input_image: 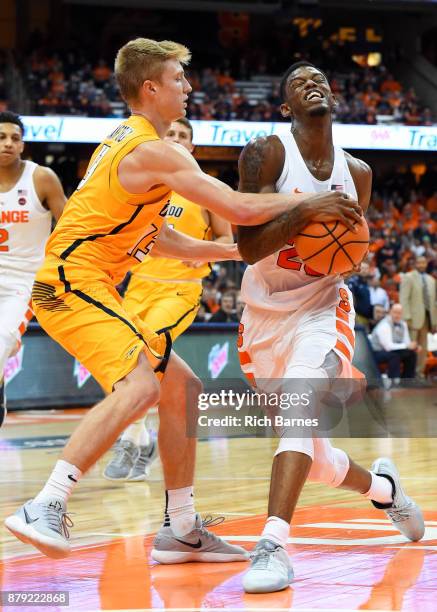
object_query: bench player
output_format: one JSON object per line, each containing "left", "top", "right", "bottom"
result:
{"left": 0, "top": 111, "right": 66, "bottom": 427}
{"left": 236, "top": 61, "right": 425, "bottom": 593}
{"left": 5, "top": 42, "right": 361, "bottom": 561}
{"left": 103, "top": 116, "right": 234, "bottom": 481}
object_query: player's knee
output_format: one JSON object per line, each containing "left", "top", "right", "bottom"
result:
{"left": 189, "top": 373, "right": 203, "bottom": 399}
{"left": 123, "top": 377, "right": 160, "bottom": 419}
{"left": 308, "top": 440, "right": 349, "bottom": 487}
{"left": 274, "top": 436, "right": 314, "bottom": 459}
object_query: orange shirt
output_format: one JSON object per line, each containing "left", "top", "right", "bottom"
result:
{"left": 380, "top": 79, "right": 402, "bottom": 93}
{"left": 46, "top": 115, "right": 170, "bottom": 284}
{"left": 402, "top": 218, "right": 419, "bottom": 233}
{"left": 426, "top": 195, "right": 437, "bottom": 214}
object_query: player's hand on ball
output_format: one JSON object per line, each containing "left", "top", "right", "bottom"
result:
{"left": 304, "top": 191, "right": 363, "bottom": 233}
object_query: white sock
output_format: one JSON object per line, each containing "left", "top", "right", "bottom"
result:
{"left": 121, "top": 419, "right": 147, "bottom": 446}
{"left": 261, "top": 516, "right": 290, "bottom": 548}
{"left": 34, "top": 460, "right": 82, "bottom": 504}
{"left": 166, "top": 486, "right": 196, "bottom": 536}
{"left": 139, "top": 427, "right": 151, "bottom": 448}
{"left": 363, "top": 471, "right": 394, "bottom": 505}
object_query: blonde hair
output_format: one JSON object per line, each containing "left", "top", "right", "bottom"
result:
{"left": 115, "top": 38, "right": 191, "bottom": 103}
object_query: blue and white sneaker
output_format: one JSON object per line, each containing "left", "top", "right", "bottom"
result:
{"left": 371, "top": 457, "right": 425, "bottom": 542}
{"left": 5, "top": 498, "right": 73, "bottom": 559}
{"left": 243, "top": 539, "right": 293, "bottom": 593}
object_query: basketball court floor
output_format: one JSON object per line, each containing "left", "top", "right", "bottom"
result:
{"left": 1, "top": 403, "right": 436, "bottom": 612}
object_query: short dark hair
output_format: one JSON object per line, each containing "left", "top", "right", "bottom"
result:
{"left": 175, "top": 116, "right": 193, "bottom": 142}
{"left": 279, "top": 61, "right": 327, "bottom": 101}
{"left": 0, "top": 111, "right": 25, "bottom": 136}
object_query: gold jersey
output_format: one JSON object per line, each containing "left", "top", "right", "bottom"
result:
{"left": 132, "top": 192, "right": 212, "bottom": 281}
{"left": 46, "top": 115, "right": 170, "bottom": 284}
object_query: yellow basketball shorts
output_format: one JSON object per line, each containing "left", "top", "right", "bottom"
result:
{"left": 32, "top": 256, "right": 171, "bottom": 393}
{"left": 123, "top": 274, "right": 202, "bottom": 342}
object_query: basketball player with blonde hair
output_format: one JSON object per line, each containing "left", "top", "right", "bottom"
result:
{"left": 5, "top": 40, "right": 361, "bottom": 562}
{"left": 236, "top": 61, "right": 424, "bottom": 593}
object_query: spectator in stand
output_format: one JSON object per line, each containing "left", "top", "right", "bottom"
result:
{"left": 415, "top": 210, "right": 437, "bottom": 240}
{"left": 201, "top": 282, "right": 220, "bottom": 315}
{"left": 421, "top": 107, "right": 434, "bottom": 126}
{"left": 370, "top": 303, "right": 419, "bottom": 386}
{"left": 368, "top": 273, "right": 390, "bottom": 312}
{"left": 400, "top": 255, "right": 437, "bottom": 377}
{"left": 410, "top": 238, "right": 426, "bottom": 258}
{"left": 426, "top": 191, "right": 437, "bottom": 216}
{"left": 376, "top": 235, "right": 400, "bottom": 269}
{"left": 380, "top": 72, "right": 402, "bottom": 94}
{"left": 347, "top": 261, "right": 373, "bottom": 329}
{"left": 209, "top": 293, "right": 239, "bottom": 323}
{"left": 369, "top": 304, "right": 387, "bottom": 332}
{"left": 93, "top": 59, "right": 111, "bottom": 84}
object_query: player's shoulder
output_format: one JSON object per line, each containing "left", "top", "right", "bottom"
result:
{"left": 239, "top": 134, "right": 285, "bottom": 183}
{"left": 344, "top": 151, "right": 372, "bottom": 179}
{"left": 32, "top": 165, "right": 64, "bottom": 203}
{"left": 135, "top": 138, "right": 193, "bottom": 166}
{"left": 33, "top": 164, "right": 58, "bottom": 181}
{"left": 240, "top": 134, "right": 284, "bottom": 164}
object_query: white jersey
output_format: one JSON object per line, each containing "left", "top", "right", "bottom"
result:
{"left": 0, "top": 161, "right": 52, "bottom": 276}
{"left": 241, "top": 132, "right": 358, "bottom": 313}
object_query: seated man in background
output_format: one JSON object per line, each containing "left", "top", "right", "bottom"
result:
{"left": 370, "top": 303, "right": 419, "bottom": 386}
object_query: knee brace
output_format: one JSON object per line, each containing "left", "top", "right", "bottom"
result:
{"left": 274, "top": 436, "right": 314, "bottom": 459}
{"left": 307, "top": 437, "right": 349, "bottom": 487}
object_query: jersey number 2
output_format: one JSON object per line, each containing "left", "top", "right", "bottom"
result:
{"left": 0, "top": 229, "right": 9, "bottom": 252}
{"left": 277, "top": 242, "right": 322, "bottom": 277}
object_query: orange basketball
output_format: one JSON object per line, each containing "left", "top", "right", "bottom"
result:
{"left": 294, "top": 218, "right": 370, "bottom": 275}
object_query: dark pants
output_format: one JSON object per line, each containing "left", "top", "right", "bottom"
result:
{"left": 374, "top": 349, "right": 417, "bottom": 379}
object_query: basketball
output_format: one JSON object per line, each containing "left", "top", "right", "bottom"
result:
{"left": 294, "top": 218, "right": 370, "bottom": 275}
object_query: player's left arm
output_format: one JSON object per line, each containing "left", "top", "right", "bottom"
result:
{"left": 152, "top": 222, "right": 241, "bottom": 262}
{"left": 34, "top": 166, "right": 67, "bottom": 222}
{"left": 345, "top": 152, "right": 372, "bottom": 213}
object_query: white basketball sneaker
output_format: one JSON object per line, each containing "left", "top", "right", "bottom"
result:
{"left": 242, "top": 539, "right": 293, "bottom": 594}
{"left": 152, "top": 514, "right": 248, "bottom": 563}
{"left": 371, "top": 457, "right": 425, "bottom": 542}
{"left": 5, "top": 498, "right": 73, "bottom": 558}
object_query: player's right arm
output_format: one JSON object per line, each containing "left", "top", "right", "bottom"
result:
{"left": 236, "top": 137, "right": 363, "bottom": 264}
{"left": 118, "top": 138, "right": 310, "bottom": 227}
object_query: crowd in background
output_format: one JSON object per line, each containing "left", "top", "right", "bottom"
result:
{"left": 186, "top": 64, "right": 434, "bottom": 126}
{"left": 1, "top": 43, "right": 434, "bottom": 126}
